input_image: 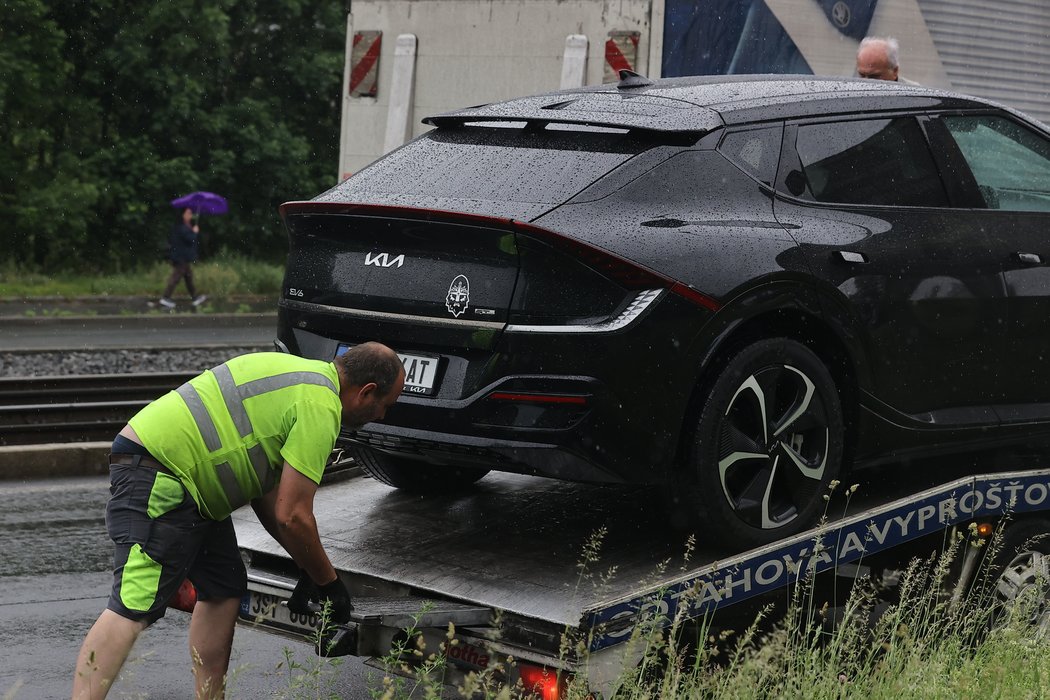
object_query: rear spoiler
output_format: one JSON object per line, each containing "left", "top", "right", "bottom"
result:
{"left": 421, "top": 89, "right": 724, "bottom": 144}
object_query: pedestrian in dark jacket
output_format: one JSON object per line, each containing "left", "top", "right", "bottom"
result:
{"left": 159, "top": 207, "right": 207, "bottom": 309}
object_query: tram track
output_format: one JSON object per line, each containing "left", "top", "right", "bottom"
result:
{"left": 0, "top": 372, "right": 195, "bottom": 445}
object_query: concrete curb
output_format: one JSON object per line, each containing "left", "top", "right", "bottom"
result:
{"left": 0, "top": 312, "right": 277, "bottom": 325}
{"left": 0, "top": 442, "right": 111, "bottom": 480}
{"left": 0, "top": 443, "right": 363, "bottom": 483}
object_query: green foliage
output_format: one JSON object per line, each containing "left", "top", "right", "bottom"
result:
{"left": 0, "top": 0, "right": 344, "bottom": 272}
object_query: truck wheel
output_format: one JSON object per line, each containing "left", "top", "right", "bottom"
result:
{"left": 349, "top": 445, "right": 490, "bottom": 492}
{"left": 682, "top": 338, "right": 844, "bottom": 549}
{"left": 989, "top": 519, "right": 1050, "bottom": 633}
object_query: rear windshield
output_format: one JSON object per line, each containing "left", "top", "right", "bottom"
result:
{"left": 324, "top": 126, "right": 652, "bottom": 205}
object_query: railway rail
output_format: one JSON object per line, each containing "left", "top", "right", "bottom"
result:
{"left": 0, "top": 372, "right": 195, "bottom": 445}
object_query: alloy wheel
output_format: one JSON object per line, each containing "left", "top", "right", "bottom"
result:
{"left": 716, "top": 363, "right": 830, "bottom": 529}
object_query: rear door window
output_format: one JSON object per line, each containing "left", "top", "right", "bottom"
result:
{"left": 942, "top": 114, "right": 1050, "bottom": 212}
{"left": 719, "top": 126, "right": 782, "bottom": 186}
{"left": 793, "top": 117, "right": 949, "bottom": 207}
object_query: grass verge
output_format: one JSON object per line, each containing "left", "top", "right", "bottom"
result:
{"left": 0, "top": 254, "right": 284, "bottom": 298}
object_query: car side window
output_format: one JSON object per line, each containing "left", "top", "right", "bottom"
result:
{"left": 719, "top": 126, "right": 782, "bottom": 186}
{"left": 942, "top": 115, "right": 1050, "bottom": 212}
{"left": 794, "top": 117, "right": 949, "bottom": 207}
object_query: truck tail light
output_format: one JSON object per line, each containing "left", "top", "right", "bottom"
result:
{"left": 518, "top": 664, "right": 570, "bottom": 700}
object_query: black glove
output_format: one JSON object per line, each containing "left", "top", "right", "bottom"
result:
{"left": 317, "top": 577, "right": 354, "bottom": 624}
{"left": 286, "top": 569, "right": 318, "bottom": 615}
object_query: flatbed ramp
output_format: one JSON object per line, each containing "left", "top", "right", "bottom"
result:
{"left": 234, "top": 459, "right": 1048, "bottom": 639}
{"left": 234, "top": 471, "right": 694, "bottom": 629}
{"left": 233, "top": 462, "right": 1050, "bottom": 692}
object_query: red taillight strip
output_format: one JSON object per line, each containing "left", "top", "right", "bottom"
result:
{"left": 670, "top": 281, "right": 720, "bottom": 310}
{"left": 279, "top": 201, "right": 721, "bottom": 312}
{"left": 487, "top": 392, "right": 588, "bottom": 405}
{"left": 279, "top": 200, "right": 515, "bottom": 228}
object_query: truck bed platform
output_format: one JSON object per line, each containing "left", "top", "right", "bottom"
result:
{"left": 234, "top": 458, "right": 1050, "bottom": 654}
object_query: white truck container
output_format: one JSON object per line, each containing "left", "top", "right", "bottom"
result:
{"left": 337, "top": 0, "right": 1050, "bottom": 180}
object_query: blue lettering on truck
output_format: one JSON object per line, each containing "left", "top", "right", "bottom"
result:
{"left": 587, "top": 471, "right": 1050, "bottom": 651}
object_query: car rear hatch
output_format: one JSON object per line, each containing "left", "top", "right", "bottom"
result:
{"left": 278, "top": 119, "right": 718, "bottom": 400}
{"left": 280, "top": 204, "right": 519, "bottom": 350}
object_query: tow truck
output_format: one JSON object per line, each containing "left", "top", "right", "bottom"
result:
{"left": 227, "top": 456, "right": 1050, "bottom": 697}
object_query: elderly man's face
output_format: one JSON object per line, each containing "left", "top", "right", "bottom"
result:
{"left": 856, "top": 45, "right": 899, "bottom": 81}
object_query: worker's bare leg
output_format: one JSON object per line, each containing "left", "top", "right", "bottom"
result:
{"left": 189, "top": 597, "right": 240, "bottom": 699}
{"left": 72, "top": 609, "right": 147, "bottom": 699}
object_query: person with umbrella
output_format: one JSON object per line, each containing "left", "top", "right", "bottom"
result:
{"left": 159, "top": 192, "right": 226, "bottom": 309}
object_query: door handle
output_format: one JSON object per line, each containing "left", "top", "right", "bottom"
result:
{"left": 1015, "top": 252, "right": 1043, "bottom": 264}
{"left": 834, "top": 250, "right": 868, "bottom": 264}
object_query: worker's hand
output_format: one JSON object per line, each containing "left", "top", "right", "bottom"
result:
{"left": 286, "top": 570, "right": 318, "bottom": 615}
{"left": 317, "top": 577, "right": 354, "bottom": 624}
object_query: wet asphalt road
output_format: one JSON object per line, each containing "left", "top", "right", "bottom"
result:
{"left": 0, "top": 477, "right": 375, "bottom": 699}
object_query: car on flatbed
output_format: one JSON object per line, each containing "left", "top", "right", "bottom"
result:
{"left": 275, "top": 73, "right": 1050, "bottom": 548}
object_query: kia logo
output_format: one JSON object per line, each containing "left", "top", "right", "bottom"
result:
{"left": 364, "top": 252, "right": 405, "bottom": 268}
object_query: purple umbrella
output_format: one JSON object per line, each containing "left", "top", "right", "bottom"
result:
{"left": 170, "top": 191, "right": 228, "bottom": 216}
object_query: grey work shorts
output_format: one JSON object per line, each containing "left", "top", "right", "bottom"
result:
{"left": 105, "top": 460, "right": 246, "bottom": 625}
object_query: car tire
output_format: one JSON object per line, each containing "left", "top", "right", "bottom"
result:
{"left": 682, "top": 338, "right": 844, "bottom": 549}
{"left": 349, "top": 445, "right": 490, "bottom": 492}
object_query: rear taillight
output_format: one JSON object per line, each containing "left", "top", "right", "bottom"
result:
{"left": 518, "top": 664, "right": 569, "bottom": 700}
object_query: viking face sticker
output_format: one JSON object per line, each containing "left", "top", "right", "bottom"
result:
{"left": 445, "top": 275, "right": 470, "bottom": 317}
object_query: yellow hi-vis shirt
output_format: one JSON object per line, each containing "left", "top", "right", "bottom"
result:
{"left": 129, "top": 352, "right": 342, "bottom": 520}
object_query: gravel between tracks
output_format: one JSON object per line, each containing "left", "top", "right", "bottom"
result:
{"left": 0, "top": 347, "right": 267, "bottom": 377}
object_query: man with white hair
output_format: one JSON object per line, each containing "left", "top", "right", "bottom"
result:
{"left": 856, "top": 36, "right": 901, "bottom": 81}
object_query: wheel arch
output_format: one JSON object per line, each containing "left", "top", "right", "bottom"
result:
{"left": 673, "top": 299, "right": 862, "bottom": 479}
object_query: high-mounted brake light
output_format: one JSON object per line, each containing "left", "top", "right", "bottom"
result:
{"left": 487, "top": 392, "right": 588, "bottom": 405}
{"left": 518, "top": 664, "right": 569, "bottom": 700}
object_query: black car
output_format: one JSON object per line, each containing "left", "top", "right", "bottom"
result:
{"left": 276, "top": 74, "right": 1050, "bottom": 548}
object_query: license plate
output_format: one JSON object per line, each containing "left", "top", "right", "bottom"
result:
{"left": 239, "top": 591, "right": 320, "bottom": 636}
{"left": 336, "top": 344, "right": 439, "bottom": 396}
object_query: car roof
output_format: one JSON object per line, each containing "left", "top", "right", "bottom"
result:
{"left": 423, "top": 74, "right": 1004, "bottom": 136}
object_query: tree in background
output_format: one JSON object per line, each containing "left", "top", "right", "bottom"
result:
{"left": 0, "top": 0, "right": 345, "bottom": 272}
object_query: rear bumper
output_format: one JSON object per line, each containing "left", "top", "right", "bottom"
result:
{"left": 344, "top": 423, "right": 626, "bottom": 483}
{"left": 278, "top": 291, "right": 714, "bottom": 484}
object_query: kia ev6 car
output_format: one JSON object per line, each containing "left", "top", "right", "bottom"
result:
{"left": 276, "top": 74, "right": 1050, "bottom": 548}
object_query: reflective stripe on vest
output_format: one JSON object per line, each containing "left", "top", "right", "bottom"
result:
{"left": 176, "top": 365, "right": 339, "bottom": 509}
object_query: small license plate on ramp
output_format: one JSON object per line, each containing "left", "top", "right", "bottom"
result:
{"left": 239, "top": 591, "right": 319, "bottom": 637}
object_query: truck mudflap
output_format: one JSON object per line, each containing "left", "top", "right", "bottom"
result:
{"left": 239, "top": 576, "right": 493, "bottom": 658}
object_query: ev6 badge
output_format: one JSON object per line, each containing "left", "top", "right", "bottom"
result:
{"left": 445, "top": 275, "right": 470, "bottom": 317}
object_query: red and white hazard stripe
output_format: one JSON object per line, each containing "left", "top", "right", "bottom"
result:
{"left": 604, "top": 30, "right": 640, "bottom": 83}
{"left": 349, "top": 30, "right": 382, "bottom": 98}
